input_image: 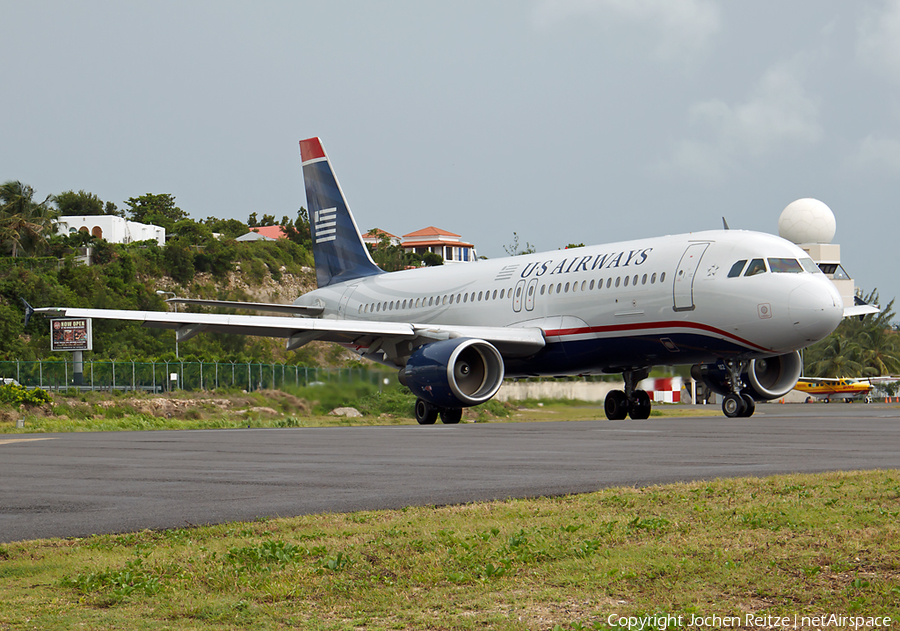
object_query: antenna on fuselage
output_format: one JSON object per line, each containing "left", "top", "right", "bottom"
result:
{"left": 722, "top": 217, "right": 730, "bottom": 230}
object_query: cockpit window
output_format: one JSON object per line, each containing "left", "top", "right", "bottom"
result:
{"left": 768, "top": 258, "right": 804, "bottom": 273}
{"left": 799, "top": 257, "right": 819, "bottom": 274}
{"left": 744, "top": 258, "right": 767, "bottom": 277}
{"left": 727, "top": 260, "right": 747, "bottom": 278}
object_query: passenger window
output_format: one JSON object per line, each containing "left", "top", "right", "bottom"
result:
{"left": 615, "top": 277, "right": 621, "bottom": 288}
{"left": 744, "top": 259, "right": 767, "bottom": 277}
{"left": 728, "top": 260, "right": 747, "bottom": 278}
{"left": 768, "top": 258, "right": 803, "bottom": 273}
{"left": 624, "top": 276, "right": 630, "bottom": 287}
{"left": 660, "top": 272, "right": 666, "bottom": 283}
{"left": 651, "top": 273, "right": 657, "bottom": 284}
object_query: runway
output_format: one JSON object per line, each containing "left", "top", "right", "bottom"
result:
{"left": 1, "top": 404, "right": 898, "bottom": 543}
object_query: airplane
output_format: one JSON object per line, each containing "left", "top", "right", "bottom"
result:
{"left": 34, "top": 137, "right": 871, "bottom": 422}
{"left": 793, "top": 377, "right": 873, "bottom": 403}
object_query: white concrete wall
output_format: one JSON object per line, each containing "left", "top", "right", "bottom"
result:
{"left": 57, "top": 216, "right": 165, "bottom": 246}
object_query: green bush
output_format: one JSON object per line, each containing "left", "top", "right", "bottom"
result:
{"left": 0, "top": 383, "right": 51, "bottom": 407}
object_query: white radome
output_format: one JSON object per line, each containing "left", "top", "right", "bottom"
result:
{"left": 778, "top": 198, "right": 836, "bottom": 245}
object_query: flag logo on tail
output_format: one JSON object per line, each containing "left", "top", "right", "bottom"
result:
{"left": 314, "top": 207, "right": 337, "bottom": 243}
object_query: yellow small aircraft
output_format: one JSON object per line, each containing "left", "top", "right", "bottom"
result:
{"left": 794, "top": 378, "right": 873, "bottom": 403}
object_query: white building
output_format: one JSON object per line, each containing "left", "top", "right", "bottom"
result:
{"left": 56, "top": 216, "right": 166, "bottom": 246}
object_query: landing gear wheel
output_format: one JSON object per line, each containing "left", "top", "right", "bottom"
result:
{"left": 415, "top": 399, "right": 438, "bottom": 425}
{"left": 440, "top": 408, "right": 463, "bottom": 424}
{"left": 722, "top": 393, "right": 746, "bottom": 418}
{"left": 629, "top": 390, "right": 652, "bottom": 420}
{"left": 605, "top": 390, "right": 630, "bottom": 421}
{"left": 824, "top": 398, "right": 830, "bottom": 404}
{"left": 739, "top": 393, "right": 756, "bottom": 417}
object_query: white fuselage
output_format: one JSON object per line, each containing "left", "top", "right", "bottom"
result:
{"left": 295, "top": 229, "right": 843, "bottom": 375}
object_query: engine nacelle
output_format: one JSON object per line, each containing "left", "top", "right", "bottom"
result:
{"left": 402, "top": 338, "right": 505, "bottom": 408}
{"left": 690, "top": 351, "right": 802, "bottom": 401}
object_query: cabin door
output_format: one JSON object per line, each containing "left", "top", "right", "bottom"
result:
{"left": 673, "top": 243, "right": 709, "bottom": 311}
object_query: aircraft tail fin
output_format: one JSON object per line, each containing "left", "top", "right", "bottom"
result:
{"left": 300, "top": 137, "right": 384, "bottom": 288}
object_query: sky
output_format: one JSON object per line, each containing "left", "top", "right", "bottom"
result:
{"left": 2, "top": 0, "right": 898, "bottom": 318}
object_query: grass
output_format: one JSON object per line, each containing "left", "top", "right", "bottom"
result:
{"left": 1, "top": 470, "right": 898, "bottom": 630}
{"left": 0, "top": 386, "right": 723, "bottom": 434}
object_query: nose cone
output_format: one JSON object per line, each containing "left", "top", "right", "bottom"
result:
{"left": 789, "top": 278, "right": 843, "bottom": 343}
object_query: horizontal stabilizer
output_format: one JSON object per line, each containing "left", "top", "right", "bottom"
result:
{"left": 843, "top": 304, "right": 879, "bottom": 318}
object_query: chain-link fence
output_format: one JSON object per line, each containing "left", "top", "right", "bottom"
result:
{"left": 0, "top": 360, "right": 391, "bottom": 393}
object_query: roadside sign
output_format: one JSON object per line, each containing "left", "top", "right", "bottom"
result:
{"left": 50, "top": 318, "right": 93, "bottom": 352}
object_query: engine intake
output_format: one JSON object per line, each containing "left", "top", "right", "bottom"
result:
{"left": 403, "top": 338, "right": 505, "bottom": 408}
{"left": 691, "top": 351, "right": 802, "bottom": 401}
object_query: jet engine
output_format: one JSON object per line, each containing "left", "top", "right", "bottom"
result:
{"left": 691, "top": 351, "right": 802, "bottom": 401}
{"left": 402, "top": 338, "right": 505, "bottom": 409}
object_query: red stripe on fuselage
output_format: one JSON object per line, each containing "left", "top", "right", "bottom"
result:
{"left": 300, "top": 137, "right": 326, "bottom": 163}
{"left": 544, "top": 320, "right": 772, "bottom": 353}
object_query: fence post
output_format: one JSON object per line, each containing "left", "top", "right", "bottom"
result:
{"left": 91, "top": 360, "right": 94, "bottom": 391}
{"left": 247, "top": 362, "right": 251, "bottom": 391}
{"left": 112, "top": 362, "right": 115, "bottom": 392}
{"left": 153, "top": 362, "right": 156, "bottom": 393}
{"left": 132, "top": 360, "right": 135, "bottom": 392}
{"left": 39, "top": 359, "right": 43, "bottom": 389}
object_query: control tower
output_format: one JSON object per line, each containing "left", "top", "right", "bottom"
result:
{"left": 778, "top": 198, "right": 859, "bottom": 308}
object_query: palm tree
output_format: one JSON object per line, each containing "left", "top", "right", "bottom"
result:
{"left": 807, "top": 335, "right": 864, "bottom": 377}
{"left": 0, "top": 180, "right": 58, "bottom": 257}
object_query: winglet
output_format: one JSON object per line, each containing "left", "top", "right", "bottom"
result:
{"left": 299, "top": 137, "right": 383, "bottom": 288}
{"left": 20, "top": 298, "right": 34, "bottom": 328}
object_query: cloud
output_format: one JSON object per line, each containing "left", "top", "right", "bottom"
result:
{"left": 846, "top": 135, "right": 900, "bottom": 175}
{"left": 660, "top": 60, "right": 823, "bottom": 182}
{"left": 857, "top": 0, "right": 900, "bottom": 79}
{"left": 532, "top": 0, "right": 721, "bottom": 60}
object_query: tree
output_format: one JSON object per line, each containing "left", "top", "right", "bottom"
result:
{"left": 54, "top": 190, "right": 104, "bottom": 216}
{"left": 201, "top": 217, "right": 248, "bottom": 240}
{"left": 0, "top": 180, "right": 59, "bottom": 257}
{"left": 503, "top": 232, "right": 536, "bottom": 256}
{"left": 125, "top": 193, "right": 187, "bottom": 232}
{"left": 804, "top": 289, "right": 900, "bottom": 377}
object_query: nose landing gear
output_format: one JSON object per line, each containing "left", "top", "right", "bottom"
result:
{"left": 721, "top": 359, "right": 756, "bottom": 418}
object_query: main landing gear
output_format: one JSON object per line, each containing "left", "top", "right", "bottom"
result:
{"left": 604, "top": 368, "right": 652, "bottom": 420}
{"left": 720, "top": 359, "right": 756, "bottom": 418}
{"left": 415, "top": 399, "right": 462, "bottom": 425}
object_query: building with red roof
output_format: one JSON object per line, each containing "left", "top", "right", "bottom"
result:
{"left": 401, "top": 226, "right": 477, "bottom": 263}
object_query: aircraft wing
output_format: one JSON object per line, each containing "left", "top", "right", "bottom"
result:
{"left": 33, "top": 307, "right": 546, "bottom": 358}
{"left": 166, "top": 298, "right": 325, "bottom": 316}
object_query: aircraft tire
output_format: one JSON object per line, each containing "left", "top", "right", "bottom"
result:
{"left": 629, "top": 390, "right": 652, "bottom": 420}
{"left": 440, "top": 408, "right": 463, "bottom": 424}
{"left": 415, "top": 399, "right": 438, "bottom": 425}
{"left": 824, "top": 398, "right": 830, "bottom": 404}
{"left": 605, "top": 390, "right": 629, "bottom": 421}
{"left": 739, "top": 393, "right": 756, "bottom": 417}
{"left": 722, "top": 393, "right": 746, "bottom": 418}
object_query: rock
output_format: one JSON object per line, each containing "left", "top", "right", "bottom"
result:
{"left": 329, "top": 407, "right": 362, "bottom": 418}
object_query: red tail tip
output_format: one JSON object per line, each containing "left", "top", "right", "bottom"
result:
{"left": 300, "top": 137, "right": 325, "bottom": 162}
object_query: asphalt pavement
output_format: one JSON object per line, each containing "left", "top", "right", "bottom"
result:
{"left": 1, "top": 403, "right": 898, "bottom": 543}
